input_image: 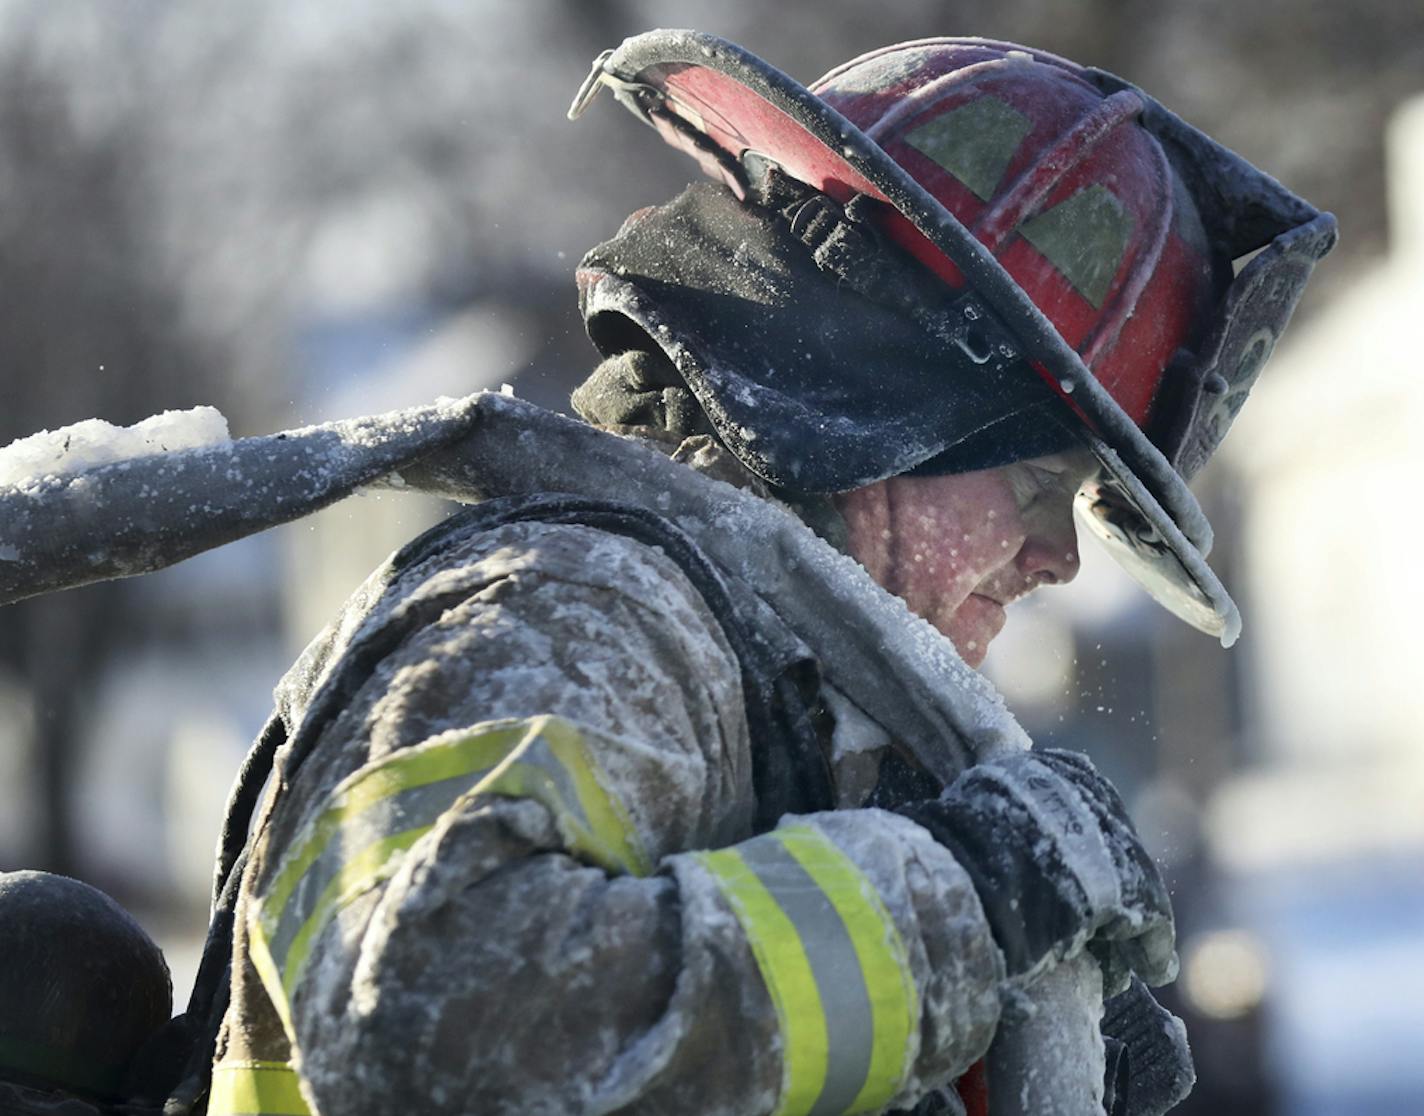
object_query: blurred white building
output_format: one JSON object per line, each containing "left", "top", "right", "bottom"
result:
{"left": 1215, "top": 94, "right": 1424, "bottom": 865}
{"left": 1207, "top": 95, "right": 1424, "bottom": 1115}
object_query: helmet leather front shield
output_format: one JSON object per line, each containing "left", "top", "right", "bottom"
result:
{"left": 572, "top": 30, "right": 1336, "bottom": 644}
{"left": 1075, "top": 441, "right": 1238, "bottom": 640}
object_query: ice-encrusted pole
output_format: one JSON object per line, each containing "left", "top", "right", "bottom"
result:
{"left": 986, "top": 958, "right": 1105, "bottom": 1114}
{"left": 0, "top": 398, "right": 487, "bottom": 607}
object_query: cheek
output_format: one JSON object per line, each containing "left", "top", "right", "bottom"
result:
{"left": 835, "top": 486, "right": 893, "bottom": 583}
{"left": 917, "top": 496, "right": 1024, "bottom": 583}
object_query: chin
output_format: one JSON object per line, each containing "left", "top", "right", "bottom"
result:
{"left": 932, "top": 614, "right": 989, "bottom": 668}
{"left": 956, "top": 638, "right": 990, "bottom": 669}
{"left": 941, "top": 598, "right": 1005, "bottom": 668}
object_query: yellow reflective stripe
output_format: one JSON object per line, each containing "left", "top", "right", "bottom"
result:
{"left": 252, "top": 725, "right": 519, "bottom": 1035}
{"left": 277, "top": 827, "right": 427, "bottom": 1003}
{"left": 262, "top": 724, "right": 526, "bottom": 922}
{"left": 696, "top": 847, "right": 829, "bottom": 1116}
{"left": 247, "top": 920, "right": 294, "bottom": 1040}
{"left": 698, "top": 827, "right": 919, "bottom": 1116}
{"left": 209, "top": 1060, "right": 311, "bottom": 1115}
{"left": 546, "top": 715, "right": 649, "bottom": 875}
{"left": 248, "top": 716, "right": 649, "bottom": 1037}
{"left": 776, "top": 826, "right": 918, "bottom": 1114}
{"left": 479, "top": 716, "right": 651, "bottom": 876}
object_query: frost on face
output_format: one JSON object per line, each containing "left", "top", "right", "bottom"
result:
{"left": 0, "top": 406, "right": 231, "bottom": 488}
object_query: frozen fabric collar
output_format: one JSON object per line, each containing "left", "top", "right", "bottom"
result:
{"left": 577, "top": 181, "right": 1075, "bottom": 496}
{"left": 571, "top": 347, "right": 719, "bottom": 445}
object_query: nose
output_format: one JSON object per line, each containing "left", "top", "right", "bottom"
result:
{"left": 1015, "top": 509, "right": 1081, "bottom": 587}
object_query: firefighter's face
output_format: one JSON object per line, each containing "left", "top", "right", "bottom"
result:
{"left": 835, "top": 451, "right": 1095, "bottom": 668}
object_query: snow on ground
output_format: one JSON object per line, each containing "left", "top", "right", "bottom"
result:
{"left": 0, "top": 407, "right": 231, "bottom": 487}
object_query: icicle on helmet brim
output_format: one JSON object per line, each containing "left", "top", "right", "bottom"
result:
{"left": 570, "top": 30, "right": 1337, "bottom": 645}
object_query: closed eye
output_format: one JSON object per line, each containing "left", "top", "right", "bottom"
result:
{"left": 1009, "top": 450, "right": 1099, "bottom": 512}
{"left": 1025, "top": 463, "right": 1065, "bottom": 487}
{"left": 1008, "top": 463, "right": 1056, "bottom": 509}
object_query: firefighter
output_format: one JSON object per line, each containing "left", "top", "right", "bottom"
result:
{"left": 200, "top": 33, "right": 1331, "bottom": 1116}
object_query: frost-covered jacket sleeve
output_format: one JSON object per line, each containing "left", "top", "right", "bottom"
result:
{"left": 242, "top": 522, "right": 1005, "bottom": 1116}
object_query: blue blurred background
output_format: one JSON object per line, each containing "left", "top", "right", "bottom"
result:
{"left": 1, "top": 2, "right": 1420, "bottom": 1112}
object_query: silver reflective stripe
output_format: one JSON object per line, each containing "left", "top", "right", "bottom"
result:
{"left": 249, "top": 715, "right": 651, "bottom": 1039}
{"left": 265, "top": 767, "right": 495, "bottom": 972}
{"left": 739, "top": 837, "right": 876, "bottom": 1116}
{"left": 514, "top": 739, "right": 595, "bottom": 834}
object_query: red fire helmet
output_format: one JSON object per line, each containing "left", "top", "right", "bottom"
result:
{"left": 812, "top": 41, "right": 1222, "bottom": 431}
{"left": 571, "top": 31, "right": 1336, "bottom": 644}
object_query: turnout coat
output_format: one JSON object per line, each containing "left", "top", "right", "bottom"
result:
{"left": 205, "top": 400, "right": 1025, "bottom": 1116}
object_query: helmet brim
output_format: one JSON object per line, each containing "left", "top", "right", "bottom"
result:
{"left": 1075, "top": 437, "right": 1240, "bottom": 642}
{"left": 574, "top": 29, "right": 1332, "bottom": 644}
